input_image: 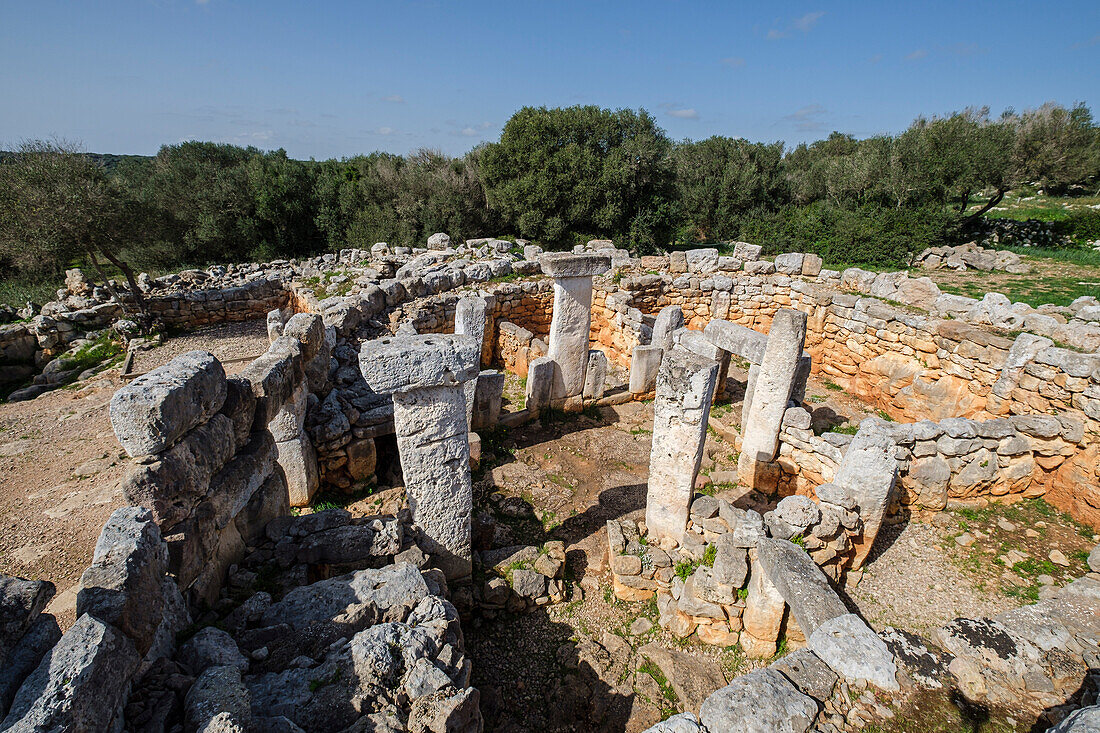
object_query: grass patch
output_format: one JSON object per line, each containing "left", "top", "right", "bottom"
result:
{"left": 674, "top": 559, "right": 699, "bottom": 582}
{"left": 823, "top": 380, "right": 843, "bottom": 391}
{"left": 57, "top": 333, "right": 125, "bottom": 374}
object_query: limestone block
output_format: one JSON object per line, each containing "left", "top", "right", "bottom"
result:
{"left": 359, "top": 334, "right": 479, "bottom": 394}
{"left": 538, "top": 252, "right": 611, "bottom": 278}
{"left": 473, "top": 370, "right": 505, "bottom": 430}
{"left": 393, "top": 385, "right": 473, "bottom": 579}
{"left": 110, "top": 350, "right": 227, "bottom": 457}
{"left": 739, "top": 309, "right": 807, "bottom": 483}
{"left": 731, "top": 242, "right": 763, "bottom": 262}
{"left": 774, "top": 252, "right": 805, "bottom": 274}
{"left": 582, "top": 350, "right": 608, "bottom": 400}
{"left": 120, "top": 413, "right": 235, "bottom": 526}
{"left": 704, "top": 319, "right": 766, "bottom": 363}
{"left": 742, "top": 553, "right": 786, "bottom": 657}
{"left": 834, "top": 420, "right": 898, "bottom": 569}
{"left": 76, "top": 507, "right": 168, "bottom": 655}
{"left": 1, "top": 614, "right": 140, "bottom": 732}
{"left": 652, "top": 306, "right": 685, "bottom": 352}
{"left": 756, "top": 538, "right": 847, "bottom": 636}
{"left": 219, "top": 376, "right": 256, "bottom": 451}
{"left": 645, "top": 349, "right": 719, "bottom": 544}
{"left": 809, "top": 613, "right": 899, "bottom": 691}
{"left": 208, "top": 431, "right": 277, "bottom": 530}
{"left": 629, "top": 345, "right": 664, "bottom": 395}
{"left": 685, "top": 248, "right": 719, "bottom": 274}
{"left": 698, "top": 669, "right": 817, "bottom": 733}
{"left": 526, "top": 356, "right": 556, "bottom": 413}
{"left": 239, "top": 340, "right": 303, "bottom": 428}
{"left": 236, "top": 470, "right": 290, "bottom": 546}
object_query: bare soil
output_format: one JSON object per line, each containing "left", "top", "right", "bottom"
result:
{"left": 0, "top": 319, "right": 269, "bottom": 629}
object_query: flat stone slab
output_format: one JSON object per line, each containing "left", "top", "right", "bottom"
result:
{"left": 698, "top": 668, "right": 817, "bottom": 733}
{"left": 808, "top": 613, "right": 899, "bottom": 691}
{"left": 756, "top": 538, "right": 847, "bottom": 635}
{"left": 704, "top": 319, "right": 767, "bottom": 363}
{"left": 359, "top": 334, "right": 479, "bottom": 394}
{"left": 110, "top": 350, "right": 226, "bottom": 456}
{"left": 539, "top": 252, "right": 611, "bottom": 278}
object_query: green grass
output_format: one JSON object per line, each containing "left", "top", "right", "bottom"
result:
{"left": 638, "top": 658, "right": 679, "bottom": 714}
{"left": 57, "top": 333, "right": 125, "bottom": 374}
{"left": 702, "top": 544, "right": 717, "bottom": 567}
{"left": 0, "top": 273, "right": 62, "bottom": 310}
{"left": 938, "top": 271, "right": 1099, "bottom": 310}
{"left": 674, "top": 559, "right": 698, "bottom": 581}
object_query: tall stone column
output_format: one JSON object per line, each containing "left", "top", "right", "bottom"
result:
{"left": 540, "top": 253, "right": 611, "bottom": 410}
{"left": 737, "top": 308, "right": 807, "bottom": 486}
{"left": 359, "top": 334, "right": 479, "bottom": 579}
{"left": 645, "top": 349, "right": 719, "bottom": 545}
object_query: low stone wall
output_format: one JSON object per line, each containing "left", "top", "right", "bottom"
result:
{"left": 592, "top": 268, "right": 1100, "bottom": 528}
{"left": 144, "top": 276, "right": 288, "bottom": 328}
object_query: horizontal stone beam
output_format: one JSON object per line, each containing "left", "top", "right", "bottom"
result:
{"left": 538, "top": 252, "right": 611, "bottom": 279}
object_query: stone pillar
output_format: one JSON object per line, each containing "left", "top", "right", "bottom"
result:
{"left": 677, "top": 328, "right": 731, "bottom": 404}
{"left": 456, "top": 296, "right": 489, "bottom": 427}
{"left": 741, "top": 551, "right": 787, "bottom": 658}
{"left": 835, "top": 420, "right": 899, "bottom": 570}
{"left": 645, "top": 349, "right": 719, "bottom": 545}
{"left": 526, "top": 356, "right": 556, "bottom": 414}
{"left": 472, "top": 370, "right": 505, "bottom": 430}
{"left": 539, "top": 253, "right": 611, "bottom": 410}
{"left": 359, "top": 334, "right": 479, "bottom": 579}
{"left": 629, "top": 345, "right": 663, "bottom": 396}
{"left": 582, "top": 349, "right": 608, "bottom": 400}
{"left": 651, "top": 305, "right": 684, "bottom": 352}
{"left": 737, "top": 309, "right": 807, "bottom": 486}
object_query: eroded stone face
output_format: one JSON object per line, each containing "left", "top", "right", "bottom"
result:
{"left": 538, "top": 252, "right": 611, "bottom": 279}
{"left": 358, "top": 334, "right": 479, "bottom": 395}
{"left": 645, "top": 349, "right": 719, "bottom": 544}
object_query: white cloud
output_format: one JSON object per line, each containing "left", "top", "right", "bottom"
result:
{"left": 906, "top": 48, "right": 929, "bottom": 61}
{"left": 668, "top": 108, "right": 699, "bottom": 119}
{"left": 377, "top": 126, "right": 395, "bottom": 135}
{"left": 793, "top": 11, "right": 825, "bottom": 32}
{"left": 720, "top": 56, "right": 745, "bottom": 68}
{"left": 768, "top": 11, "right": 824, "bottom": 40}
{"left": 382, "top": 94, "right": 405, "bottom": 103}
{"left": 783, "top": 104, "right": 828, "bottom": 131}
{"left": 459, "top": 127, "right": 478, "bottom": 137}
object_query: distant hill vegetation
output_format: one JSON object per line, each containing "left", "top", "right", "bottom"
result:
{"left": 1, "top": 102, "right": 1098, "bottom": 296}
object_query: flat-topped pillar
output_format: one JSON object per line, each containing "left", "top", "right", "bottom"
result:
{"left": 359, "top": 334, "right": 479, "bottom": 579}
{"left": 540, "top": 252, "right": 611, "bottom": 410}
{"left": 645, "top": 349, "right": 719, "bottom": 545}
{"left": 737, "top": 309, "right": 808, "bottom": 487}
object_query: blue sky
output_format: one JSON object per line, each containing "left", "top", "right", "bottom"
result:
{"left": 1, "top": 1, "right": 1097, "bottom": 159}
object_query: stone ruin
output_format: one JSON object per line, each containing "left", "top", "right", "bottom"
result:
{"left": 1, "top": 234, "right": 1100, "bottom": 731}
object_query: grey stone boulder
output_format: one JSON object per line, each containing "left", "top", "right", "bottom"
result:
{"left": 1089, "top": 545, "right": 1100, "bottom": 573}
{"left": 179, "top": 627, "right": 249, "bottom": 675}
{"left": 110, "top": 350, "right": 226, "bottom": 456}
{"left": 773, "top": 495, "right": 821, "bottom": 532}
{"left": 260, "top": 563, "right": 430, "bottom": 630}
{"left": 1049, "top": 705, "right": 1100, "bottom": 732}
{"left": 184, "top": 665, "right": 252, "bottom": 733}
{"left": 1, "top": 614, "right": 140, "bottom": 732}
{"left": 642, "top": 712, "right": 703, "bottom": 733}
{"left": 0, "top": 575, "right": 55, "bottom": 663}
{"left": 407, "top": 687, "right": 482, "bottom": 733}
{"left": 769, "top": 648, "right": 837, "bottom": 701}
{"left": 510, "top": 569, "right": 548, "bottom": 603}
{"left": 0, "top": 616, "right": 61, "bottom": 720}
{"left": 809, "top": 613, "right": 899, "bottom": 691}
{"left": 698, "top": 668, "right": 818, "bottom": 733}
{"left": 756, "top": 538, "right": 847, "bottom": 635}
{"left": 76, "top": 506, "right": 168, "bottom": 655}
{"left": 404, "top": 657, "right": 454, "bottom": 699}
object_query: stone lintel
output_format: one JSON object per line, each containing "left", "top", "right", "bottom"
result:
{"left": 359, "top": 334, "right": 479, "bottom": 394}
{"left": 539, "top": 252, "right": 611, "bottom": 279}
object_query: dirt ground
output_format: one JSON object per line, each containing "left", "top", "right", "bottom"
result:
{"left": 2, "top": 319, "right": 1094, "bottom": 731}
{"left": 0, "top": 320, "right": 269, "bottom": 630}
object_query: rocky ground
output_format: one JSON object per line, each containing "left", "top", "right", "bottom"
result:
{"left": 0, "top": 320, "right": 270, "bottom": 630}
{"left": 2, "top": 317, "right": 1095, "bottom": 731}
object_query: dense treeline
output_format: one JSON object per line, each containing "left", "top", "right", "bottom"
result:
{"left": 2, "top": 102, "right": 1099, "bottom": 290}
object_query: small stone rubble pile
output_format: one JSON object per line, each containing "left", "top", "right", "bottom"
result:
{"left": 913, "top": 242, "right": 1031, "bottom": 274}
{"left": 473, "top": 543, "right": 569, "bottom": 614}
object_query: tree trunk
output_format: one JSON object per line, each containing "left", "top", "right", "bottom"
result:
{"left": 957, "top": 190, "right": 970, "bottom": 214}
{"left": 962, "top": 188, "right": 1006, "bottom": 228}
{"left": 86, "top": 250, "right": 126, "bottom": 310}
{"left": 97, "top": 247, "right": 148, "bottom": 317}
